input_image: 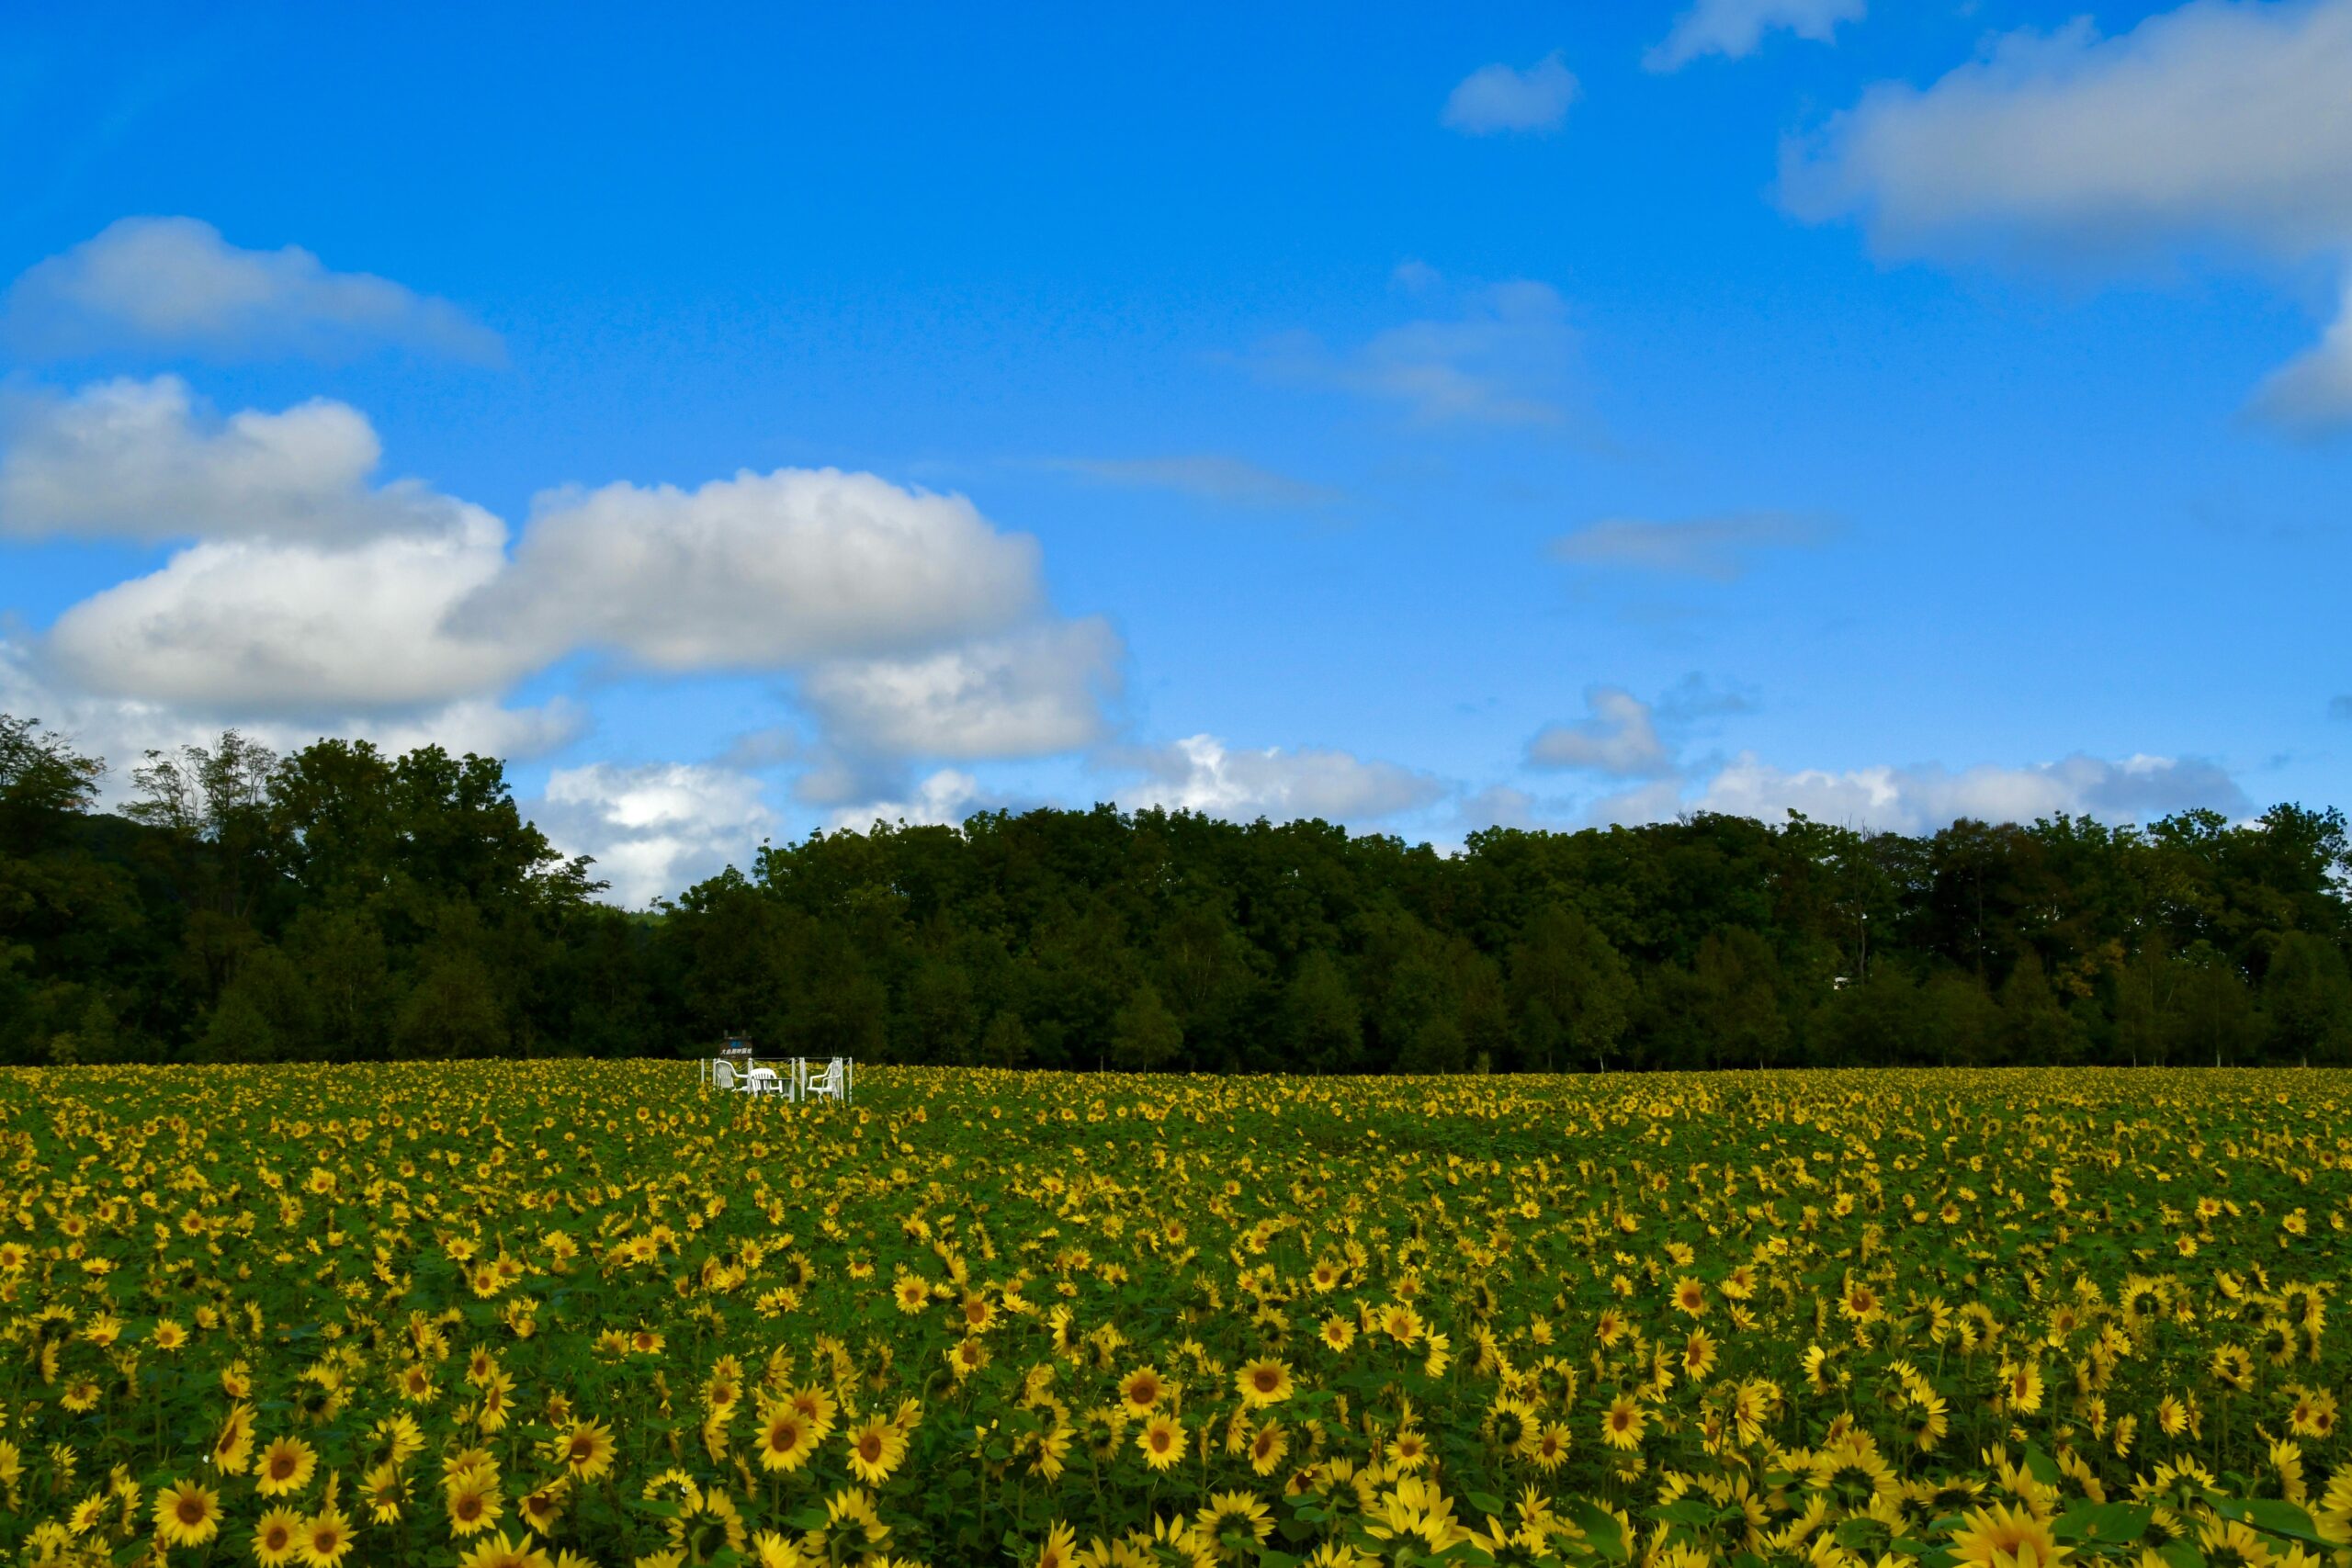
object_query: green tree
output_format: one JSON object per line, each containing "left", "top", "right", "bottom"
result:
{"left": 2263, "top": 930, "right": 2352, "bottom": 1064}
{"left": 1280, "top": 952, "right": 1363, "bottom": 1073}
{"left": 1508, "top": 907, "right": 1633, "bottom": 1071}
{"left": 1108, "top": 981, "right": 1182, "bottom": 1072}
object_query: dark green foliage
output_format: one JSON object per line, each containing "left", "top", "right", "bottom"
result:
{"left": 5, "top": 711, "right": 2350, "bottom": 1070}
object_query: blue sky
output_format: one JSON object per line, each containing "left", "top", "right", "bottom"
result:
{"left": 5, "top": 1, "right": 2349, "bottom": 901}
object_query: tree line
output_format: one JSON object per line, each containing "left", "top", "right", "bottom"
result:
{"left": 6, "top": 713, "right": 2349, "bottom": 1071}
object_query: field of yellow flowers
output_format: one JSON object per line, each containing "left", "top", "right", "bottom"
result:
{"left": 1, "top": 1064, "right": 2347, "bottom": 1568}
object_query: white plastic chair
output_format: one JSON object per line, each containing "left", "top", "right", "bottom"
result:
{"left": 711, "top": 1059, "right": 743, "bottom": 1093}
{"left": 743, "top": 1063, "right": 785, "bottom": 1099}
{"left": 803, "top": 1057, "right": 846, "bottom": 1103}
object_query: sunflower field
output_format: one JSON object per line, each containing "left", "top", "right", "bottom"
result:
{"left": 2, "top": 1064, "right": 2348, "bottom": 1568}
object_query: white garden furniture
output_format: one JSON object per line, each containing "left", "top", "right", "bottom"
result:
{"left": 801, "top": 1057, "right": 848, "bottom": 1103}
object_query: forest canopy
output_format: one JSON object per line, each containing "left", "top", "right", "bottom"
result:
{"left": 5, "top": 713, "right": 2348, "bottom": 1070}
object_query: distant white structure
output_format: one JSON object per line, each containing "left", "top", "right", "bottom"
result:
{"left": 700, "top": 1050, "right": 854, "bottom": 1104}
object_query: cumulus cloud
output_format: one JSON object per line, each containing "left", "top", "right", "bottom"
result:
{"left": 536, "top": 761, "right": 775, "bottom": 907}
{"left": 823, "top": 769, "right": 992, "bottom": 833}
{"left": 1551, "top": 511, "right": 1831, "bottom": 580}
{"left": 462, "top": 468, "right": 1045, "bottom": 671}
{"left": 1649, "top": 0, "right": 1864, "bottom": 72}
{"left": 1527, "top": 686, "right": 1673, "bottom": 776}
{"left": 0, "top": 377, "right": 389, "bottom": 541}
{"left": 1250, "top": 276, "right": 1578, "bottom": 427}
{"left": 1782, "top": 0, "right": 2352, "bottom": 429}
{"left": 1117, "top": 734, "right": 1446, "bottom": 823}
{"left": 1783, "top": 3, "right": 2352, "bottom": 259}
{"left": 2, "top": 376, "right": 1112, "bottom": 782}
{"left": 44, "top": 504, "right": 534, "bottom": 710}
{"left": 801, "top": 617, "right": 1122, "bottom": 761}
{"left": 1042, "top": 455, "right": 1340, "bottom": 509}
{"left": 0, "top": 637, "right": 578, "bottom": 804}
{"left": 1605, "top": 750, "right": 2248, "bottom": 834}
{"left": 1442, "top": 53, "right": 1580, "bottom": 134}
{"left": 3, "top": 216, "right": 502, "bottom": 362}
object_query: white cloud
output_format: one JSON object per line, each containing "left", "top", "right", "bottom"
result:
{"left": 1252, "top": 276, "right": 1578, "bottom": 427}
{"left": 823, "top": 768, "right": 990, "bottom": 833}
{"left": 1042, "top": 455, "right": 1340, "bottom": 509}
{"left": 1605, "top": 749, "right": 2247, "bottom": 834}
{"left": 537, "top": 761, "right": 775, "bottom": 907}
{"left": 1551, "top": 511, "right": 1830, "bottom": 579}
{"left": 1649, "top": 0, "right": 1864, "bottom": 72}
{"left": 801, "top": 617, "right": 1122, "bottom": 760}
{"left": 1783, "top": 3, "right": 2352, "bottom": 260}
{"left": 1442, "top": 54, "right": 1580, "bottom": 134}
{"left": 1527, "top": 686, "right": 1673, "bottom": 776}
{"left": 0, "top": 637, "right": 578, "bottom": 807}
{"left": 1456, "top": 784, "right": 1545, "bottom": 832}
{"left": 45, "top": 506, "right": 532, "bottom": 710}
{"left": 4, "top": 216, "right": 502, "bottom": 362}
{"left": 1781, "top": 0, "right": 2352, "bottom": 428}
{"left": 2252, "top": 282, "right": 2352, "bottom": 434}
{"left": 1117, "top": 734, "right": 1446, "bottom": 822}
{"left": 462, "top": 468, "right": 1045, "bottom": 671}
{"left": 0, "top": 377, "right": 387, "bottom": 541}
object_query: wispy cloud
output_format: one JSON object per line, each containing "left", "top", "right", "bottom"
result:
{"left": 1442, "top": 53, "right": 1579, "bottom": 135}
{"left": 1246, "top": 274, "right": 1580, "bottom": 428}
{"left": 1649, "top": 0, "right": 1864, "bottom": 72}
{"left": 1550, "top": 511, "right": 1832, "bottom": 580}
{"left": 1040, "top": 455, "right": 1341, "bottom": 509}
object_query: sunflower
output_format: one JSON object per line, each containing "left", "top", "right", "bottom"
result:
{"left": 788, "top": 1383, "right": 839, "bottom": 1429}
{"left": 946, "top": 1336, "right": 990, "bottom": 1380}
{"left": 754, "top": 1407, "right": 819, "bottom": 1473}
{"left": 1028, "top": 1424, "right": 1074, "bottom": 1481}
{"left": 549, "top": 1418, "right": 616, "bottom": 1481}
{"left": 1681, "top": 1330, "right": 1718, "bottom": 1380}
{"left": 256, "top": 1435, "right": 319, "bottom": 1498}
{"left": 1119, "top": 1366, "right": 1168, "bottom": 1415}
{"left": 1380, "top": 1303, "right": 1425, "bottom": 1345}
{"left": 1196, "top": 1490, "right": 1274, "bottom": 1554}
{"left": 1037, "top": 1521, "right": 1080, "bottom": 1568}
{"left": 211, "top": 1401, "right": 257, "bottom": 1474}
{"left": 456, "top": 1531, "right": 553, "bottom": 1568}
{"left": 1600, "top": 1395, "right": 1647, "bottom": 1451}
{"left": 893, "top": 1276, "right": 931, "bottom": 1314}
{"left": 1950, "top": 1504, "right": 2065, "bottom": 1568}
{"left": 1671, "top": 1279, "right": 1709, "bottom": 1317}
{"left": 445, "top": 1469, "right": 504, "bottom": 1537}
{"left": 254, "top": 1506, "right": 305, "bottom": 1567}
{"left": 361, "top": 1461, "right": 408, "bottom": 1524}
{"left": 1236, "top": 1358, "right": 1295, "bottom": 1408}
{"left": 1531, "top": 1420, "right": 1572, "bottom": 1472}
{"left": 153, "top": 1479, "right": 223, "bottom": 1547}
{"left": 298, "top": 1506, "right": 356, "bottom": 1567}
{"left": 844, "top": 1417, "right": 910, "bottom": 1485}
{"left": 517, "top": 1479, "right": 568, "bottom": 1534}
{"left": 1137, "top": 1413, "right": 1185, "bottom": 1472}
{"left": 1319, "top": 1315, "right": 1357, "bottom": 1352}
